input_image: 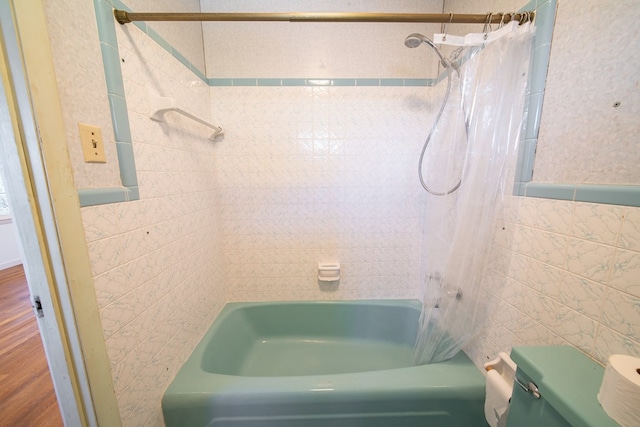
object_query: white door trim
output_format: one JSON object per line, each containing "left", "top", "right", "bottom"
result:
{"left": 0, "top": 1, "right": 121, "bottom": 425}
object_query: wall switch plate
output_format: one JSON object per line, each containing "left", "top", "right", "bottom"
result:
{"left": 78, "top": 123, "right": 106, "bottom": 163}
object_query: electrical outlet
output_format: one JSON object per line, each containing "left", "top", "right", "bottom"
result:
{"left": 78, "top": 123, "right": 106, "bottom": 163}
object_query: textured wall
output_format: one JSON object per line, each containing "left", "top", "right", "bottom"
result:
{"left": 440, "top": 0, "right": 640, "bottom": 368}
{"left": 466, "top": 197, "right": 640, "bottom": 368}
{"left": 80, "top": 13, "right": 225, "bottom": 427}
{"left": 123, "top": 0, "right": 206, "bottom": 73}
{"left": 211, "top": 85, "right": 434, "bottom": 301}
{"left": 446, "top": 0, "right": 640, "bottom": 185}
{"left": 42, "top": 1, "right": 640, "bottom": 425}
{"left": 200, "top": 0, "right": 444, "bottom": 78}
{"left": 44, "top": 0, "right": 121, "bottom": 189}
{"left": 534, "top": 0, "right": 640, "bottom": 185}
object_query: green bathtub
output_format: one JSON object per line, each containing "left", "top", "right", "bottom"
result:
{"left": 162, "top": 300, "right": 486, "bottom": 426}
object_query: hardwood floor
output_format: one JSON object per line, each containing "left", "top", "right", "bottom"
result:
{"left": 0, "top": 265, "right": 63, "bottom": 427}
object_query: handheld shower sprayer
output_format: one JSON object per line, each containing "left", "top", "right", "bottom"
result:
{"left": 404, "top": 33, "right": 450, "bottom": 69}
{"left": 405, "top": 33, "right": 467, "bottom": 196}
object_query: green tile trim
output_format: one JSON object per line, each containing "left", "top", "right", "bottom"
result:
{"left": 208, "top": 78, "right": 233, "bottom": 86}
{"left": 403, "top": 78, "right": 432, "bottom": 86}
{"left": 100, "top": 43, "right": 125, "bottom": 97}
{"left": 86, "top": 0, "right": 139, "bottom": 206}
{"left": 94, "top": 0, "right": 119, "bottom": 47}
{"left": 529, "top": 41, "right": 552, "bottom": 94}
{"left": 524, "top": 183, "right": 575, "bottom": 200}
{"left": 521, "top": 183, "right": 640, "bottom": 207}
{"left": 171, "top": 48, "right": 193, "bottom": 71}
{"left": 115, "top": 142, "right": 137, "bottom": 187}
{"left": 107, "top": 94, "right": 131, "bottom": 142}
{"left": 206, "top": 78, "right": 437, "bottom": 87}
{"left": 515, "top": 139, "right": 536, "bottom": 182}
{"left": 356, "top": 78, "right": 380, "bottom": 86}
{"left": 233, "top": 78, "right": 257, "bottom": 86}
{"left": 102, "top": 0, "right": 640, "bottom": 209}
{"left": 190, "top": 64, "right": 207, "bottom": 82}
{"left": 380, "top": 79, "right": 404, "bottom": 86}
{"left": 512, "top": 0, "right": 553, "bottom": 195}
{"left": 257, "top": 78, "right": 281, "bottom": 86}
{"left": 524, "top": 92, "right": 543, "bottom": 140}
{"left": 575, "top": 185, "right": 640, "bottom": 207}
{"left": 513, "top": 181, "right": 527, "bottom": 196}
{"left": 126, "top": 186, "right": 139, "bottom": 201}
{"left": 513, "top": 0, "right": 639, "bottom": 207}
{"left": 332, "top": 79, "right": 356, "bottom": 86}
{"left": 306, "top": 79, "right": 331, "bottom": 86}
{"left": 78, "top": 187, "right": 127, "bottom": 207}
{"left": 281, "top": 78, "right": 306, "bottom": 86}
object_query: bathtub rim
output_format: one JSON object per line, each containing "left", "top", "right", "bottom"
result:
{"left": 163, "top": 299, "right": 485, "bottom": 398}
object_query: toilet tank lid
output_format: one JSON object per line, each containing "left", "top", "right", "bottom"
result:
{"left": 510, "top": 346, "right": 620, "bottom": 427}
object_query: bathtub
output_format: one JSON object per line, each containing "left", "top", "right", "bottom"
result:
{"left": 162, "top": 300, "right": 486, "bottom": 426}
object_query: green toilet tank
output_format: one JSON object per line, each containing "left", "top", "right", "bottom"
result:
{"left": 506, "top": 346, "right": 620, "bottom": 427}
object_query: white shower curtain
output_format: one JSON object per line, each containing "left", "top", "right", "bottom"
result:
{"left": 414, "top": 21, "right": 535, "bottom": 365}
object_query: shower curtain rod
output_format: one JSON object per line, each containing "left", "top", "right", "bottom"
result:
{"left": 113, "top": 10, "right": 534, "bottom": 26}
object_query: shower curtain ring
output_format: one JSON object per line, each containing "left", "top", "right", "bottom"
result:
{"left": 483, "top": 12, "right": 493, "bottom": 40}
{"left": 519, "top": 12, "right": 527, "bottom": 25}
{"left": 498, "top": 13, "right": 506, "bottom": 29}
{"left": 442, "top": 12, "right": 453, "bottom": 41}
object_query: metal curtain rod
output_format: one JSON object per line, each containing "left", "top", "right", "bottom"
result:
{"left": 114, "top": 10, "right": 535, "bottom": 26}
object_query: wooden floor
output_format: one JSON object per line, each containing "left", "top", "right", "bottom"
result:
{"left": 0, "top": 265, "right": 63, "bottom": 426}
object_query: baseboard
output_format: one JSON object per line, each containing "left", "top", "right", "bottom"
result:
{"left": 0, "top": 259, "right": 22, "bottom": 270}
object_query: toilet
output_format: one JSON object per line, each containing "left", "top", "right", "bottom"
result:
{"left": 505, "top": 346, "right": 620, "bottom": 427}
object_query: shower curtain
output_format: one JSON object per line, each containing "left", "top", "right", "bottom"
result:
{"left": 414, "top": 21, "right": 535, "bottom": 365}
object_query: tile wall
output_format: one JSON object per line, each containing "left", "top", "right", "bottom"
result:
{"left": 80, "top": 19, "right": 226, "bottom": 427}
{"left": 211, "top": 85, "right": 435, "bottom": 301}
{"left": 44, "top": 0, "right": 121, "bottom": 189}
{"left": 200, "top": 0, "right": 443, "bottom": 79}
{"left": 466, "top": 196, "right": 640, "bottom": 368}
{"left": 533, "top": 0, "right": 640, "bottom": 185}
{"left": 42, "top": 0, "right": 639, "bottom": 424}
{"left": 121, "top": 0, "right": 206, "bottom": 73}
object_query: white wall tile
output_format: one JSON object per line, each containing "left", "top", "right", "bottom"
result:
{"left": 601, "top": 289, "right": 640, "bottom": 342}
{"left": 593, "top": 325, "right": 640, "bottom": 364}
{"left": 77, "top": 18, "right": 227, "bottom": 426}
{"left": 570, "top": 203, "right": 623, "bottom": 245}
{"left": 213, "top": 86, "right": 430, "bottom": 302}
{"left": 609, "top": 249, "right": 640, "bottom": 297}
{"left": 532, "top": 0, "right": 640, "bottom": 185}
{"left": 44, "top": 0, "right": 122, "bottom": 189}
{"left": 565, "top": 238, "right": 614, "bottom": 284}
{"left": 555, "top": 306, "right": 597, "bottom": 353}
{"left": 620, "top": 207, "right": 640, "bottom": 251}
{"left": 201, "top": 0, "right": 443, "bottom": 78}
{"left": 557, "top": 273, "right": 606, "bottom": 321}
{"left": 467, "top": 196, "right": 640, "bottom": 370}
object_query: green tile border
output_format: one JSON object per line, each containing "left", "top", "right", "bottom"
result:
{"left": 513, "top": 0, "right": 639, "bottom": 207}
{"left": 108, "top": 3, "right": 441, "bottom": 87}
{"left": 524, "top": 183, "right": 575, "bottom": 201}
{"left": 84, "top": 0, "right": 139, "bottom": 207}
{"left": 281, "top": 78, "right": 306, "bottom": 86}
{"left": 205, "top": 78, "right": 435, "bottom": 87}
{"left": 78, "top": 186, "right": 138, "bottom": 207}
{"left": 575, "top": 185, "right": 640, "bottom": 206}
{"left": 96, "top": 0, "right": 639, "bottom": 207}
{"left": 89, "top": 0, "right": 444, "bottom": 208}
{"left": 522, "top": 183, "right": 640, "bottom": 207}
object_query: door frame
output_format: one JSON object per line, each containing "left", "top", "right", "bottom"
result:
{"left": 0, "top": 0, "right": 120, "bottom": 425}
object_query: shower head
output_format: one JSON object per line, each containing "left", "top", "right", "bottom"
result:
{"left": 404, "top": 33, "right": 449, "bottom": 68}
{"left": 404, "top": 33, "right": 431, "bottom": 49}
